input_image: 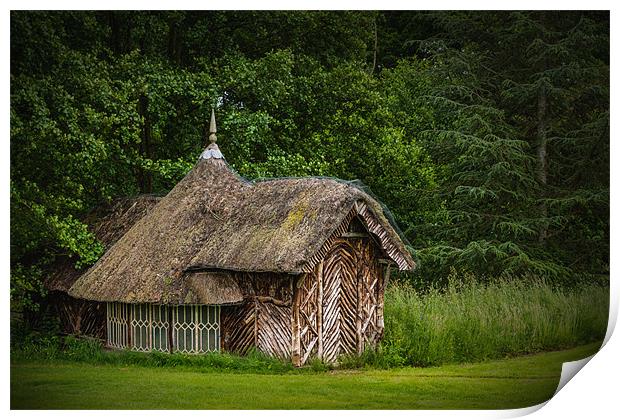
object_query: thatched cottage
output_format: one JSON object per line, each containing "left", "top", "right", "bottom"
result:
{"left": 48, "top": 112, "right": 415, "bottom": 365}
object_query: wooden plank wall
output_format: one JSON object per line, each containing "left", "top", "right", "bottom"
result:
{"left": 294, "top": 231, "right": 386, "bottom": 365}
{"left": 221, "top": 302, "right": 255, "bottom": 354}
{"left": 257, "top": 300, "right": 291, "bottom": 358}
{"left": 296, "top": 266, "right": 320, "bottom": 365}
{"left": 356, "top": 237, "right": 383, "bottom": 350}
{"left": 220, "top": 272, "right": 293, "bottom": 359}
{"left": 51, "top": 292, "right": 106, "bottom": 338}
{"left": 324, "top": 239, "right": 358, "bottom": 362}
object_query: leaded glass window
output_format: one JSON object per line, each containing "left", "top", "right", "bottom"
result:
{"left": 105, "top": 303, "right": 219, "bottom": 354}
{"left": 106, "top": 302, "right": 129, "bottom": 349}
{"left": 151, "top": 305, "right": 169, "bottom": 352}
{"left": 171, "top": 305, "right": 220, "bottom": 353}
{"left": 129, "top": 304, "right": 170, "bottom": 352}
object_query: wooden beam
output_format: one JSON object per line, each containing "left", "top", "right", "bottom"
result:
{"left": 316, "top": 261, "right": 324, "bottom": 360}
{"left": 341, "top": 232, "right": 368, "bottom": 238}
{"left": 383, "top": 262, "right": 392, "bottom": 288}
{"left": 377, "top": 262, "right": 392, "bottom": 334}
{"left": 291, "top": 274, "right": 306, "bottom": 367}
{"left": 167, "top": 306, "right": 174, "bottom": 353}
{"left": 302, "top": 337, "right": 318, "bottom": 365}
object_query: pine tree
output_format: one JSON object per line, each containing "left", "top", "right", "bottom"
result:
{"left": 407, "top": 11, "right": 609, "bottom": 282}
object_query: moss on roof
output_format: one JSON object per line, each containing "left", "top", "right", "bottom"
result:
{"left": 69, "top": 155, "right": 414, "bottom": 304}
{"left": 45, "top": 195, "right": 161, "bottom": 293}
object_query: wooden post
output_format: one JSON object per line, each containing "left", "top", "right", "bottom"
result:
{"left": 377, "top": 262, "right": 391, "bottom": 336}
{"left": 253, "top": 300, "right": 259, "bottom": 349}
{"left": 167, "top": 306, "right": 174, "bottom": 353}
{"left": 355, "top": 240, "right": 364, "bottom": 355}
{"left": 291, "top": 274, "right": 306, "bottom": 367}
{"left": 383, "top": 261, "right": 392, "bottom": 287}
{"left": 316, "top": 261, "right": 324, "bottom": 360}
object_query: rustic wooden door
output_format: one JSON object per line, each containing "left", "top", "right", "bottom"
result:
{"left": 321, "top": 239, "right": 359, "bottom": 362}
{"left": 296, "top": 236, "right": 384, "bottom": 365}
{"left": 354, "top": 237, "right": 383, "bottom": 352}
{"left": 321, "top": 237, "right": 383, "bottom": 362}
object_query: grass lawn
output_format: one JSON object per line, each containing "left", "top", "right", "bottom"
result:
{"left": 11, "top": 342, "right": 601, "bottom": 410}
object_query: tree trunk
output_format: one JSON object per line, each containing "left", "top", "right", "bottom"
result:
{"left": 536, "top": 83, "right": 548, "bottom": 243}
{"left": 370, "top": 18, "right": 378, "bottom": 74}
{"left": 137, "top": 94, "right": 153, "bottom": 194}
{"left": 167, "top": 17, "right": 182, "bottom": 65}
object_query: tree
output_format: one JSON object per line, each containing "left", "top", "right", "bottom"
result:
{"left": 385, "top": 11, "right": 609, "bottom": 282}
{"left": 10, "top": 11, "right": 609, "bottom": 315}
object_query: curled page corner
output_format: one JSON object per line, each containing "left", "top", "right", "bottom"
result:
{"left": 548, "top": 301, "right": 615, "bottom": 403}
{"left": 512, "top": 352, "right": 600, "bottom": 418}
{"left": 554, "top": 354, "right": 595, "bottom": 396}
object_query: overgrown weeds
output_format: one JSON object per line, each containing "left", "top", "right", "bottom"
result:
{"left": 11, "top": 334, "right": 306, "bottom": 374}
{"left": 367, "top": 273, "right": 609, "bottom": 367}
{"left": 11, "top": 273, "right": 609, "bottom": 371}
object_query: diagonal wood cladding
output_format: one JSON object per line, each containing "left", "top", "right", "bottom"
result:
{"left": 294, "top": 233, "right": 386, "bottom": 365}
{"left": 220, "top": 272, "right": 293, "bottom": 359}
{"left": 220, "top": 213, "right": 389, "bottom": 365}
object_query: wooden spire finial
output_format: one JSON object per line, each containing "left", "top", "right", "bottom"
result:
{"left": 199, "top": 108, "right": 224, "bottom": 161}
{"left": 209, "top": 109, "right": 217, "bottom": 144}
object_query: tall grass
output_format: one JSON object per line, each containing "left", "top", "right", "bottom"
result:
{"left": 377, "top": 274, "right": 609, "bottom": 367}
{"left": 12, "top": 274, "right": 609, "bottom": 371}
{"left": 12, "top": 334, "right": 306, "bottom": 374}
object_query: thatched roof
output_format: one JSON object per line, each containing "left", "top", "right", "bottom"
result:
{"left": 69, "top": 143, "right": 415, "bottom": 304}
{"left": 45, "top": 195, "right": 162, "bottom": 293}
{"left": 181, "top": 272, "right": 243, "bottom": 305}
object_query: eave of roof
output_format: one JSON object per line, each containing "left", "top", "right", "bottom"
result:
{"left": 69, "top": 143, "right": 415, "bottom": 304}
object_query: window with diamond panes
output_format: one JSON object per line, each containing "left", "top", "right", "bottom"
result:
{"left": 131, "top": 303, "right": 149, "bottom": 351}
{"left": 172, "top": 305, "right": 220, "bottom": 353}
{"left": 151, "top": 305, "right": 169, "bottom": 352}
{"left": 106, "top": 303, "right": 219, "bottom": 353}
{"left": 106, "top": 302, "right": 129, "bottom": 349}
{"left": 128, "top": 304, "right": 169, "bottom": 352}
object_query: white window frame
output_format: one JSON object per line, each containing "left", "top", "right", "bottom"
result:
{"left": 105, "top": 303, "right": 220, "bottom": 354}
{"left": 106, "top": 302, "right": 129, "bottom": 349}
{"left": 171, "top": 305, "right": 221, "bottom": 353}
{"left": 130, "top": 304, "right": 170, "bottom": 352}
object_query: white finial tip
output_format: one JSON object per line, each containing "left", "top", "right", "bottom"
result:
{"left": 209, "top": 109, "right": 217, "bottom": 143}
{"left": 200, "top": 108, "right": 224, "bottom": 160}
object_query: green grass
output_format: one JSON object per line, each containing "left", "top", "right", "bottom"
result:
{"left": 380, "top": 276, "right": 609, "bottom": 366}
{"left": 12, "top": 334, "right": 303, "bottom": 374}
{"left": 12, "top": 277, "right": 609, "bottom": 372}
{"left": 11, "top": 342, "right": 601, "bottom": 409}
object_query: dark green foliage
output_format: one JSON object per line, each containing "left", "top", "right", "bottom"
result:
{"left": 380, "top": 12, "right": 609, "bottom": 283}
{"left": 12, "top": 334, "right": 299, "bottom": 374}
{"left": 10, "top": 11, "right": 608, "bottom": 314}
{"left": 342, "top": 275, "right": 608, "bottom": 368}
{"left": 11, "top": 275, "right": 607, "bottom": 370}
{"left": 415, "top": 12, "right": 609, "bottom": 282}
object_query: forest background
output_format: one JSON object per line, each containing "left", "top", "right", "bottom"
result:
{"left": 10, "top": 11, "right": 609, "bottom": 313}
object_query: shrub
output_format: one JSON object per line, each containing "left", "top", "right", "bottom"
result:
{"left": 378, "top": 273, "right": 609, "bottom": 367}
{"left": 11, "top": 334, "right": 298, "bottom": 374}
{"left": 11, "top": 273, "right": 609, "bottom": 371}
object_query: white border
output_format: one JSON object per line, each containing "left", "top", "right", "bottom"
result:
{"left": 4, "top": 2, "right": 617, "bottom": 419}
{"left": 1, "top": 0, "right": 617, "bottom": 10}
